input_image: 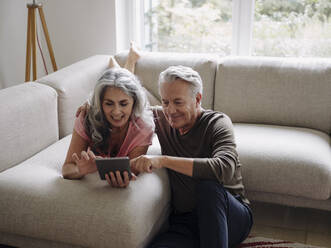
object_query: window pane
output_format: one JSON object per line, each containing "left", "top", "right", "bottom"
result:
{"left": 144, "top": 0, "right": 232, "bottom": 55}
{"left": 253, "top": 0, "right": 331, "bottom": 57}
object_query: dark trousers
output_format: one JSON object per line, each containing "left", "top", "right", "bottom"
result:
{"left": 148, "top": 181, "right": 253, "bottom": 248}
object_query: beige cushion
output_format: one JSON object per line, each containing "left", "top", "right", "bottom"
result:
{"left": 247, "top": 191, "right": 331, "bottom": 211}
{"left": 234, "top": 123, "right": 331, "bottom": 200}
{"left": 0, "top": 232, "right": 82, "bottom": 248}
{"left": 143, "top": 86, "right": 161, "bottom": 106}
{"left": 115, "top": 51, "right": 218, "bottom": 109}
{"left": 215, "top": 57, "right": 331, "bottom": 134}
{"left": 37, "top": 55, "right": 111, "bottom": 138}
{"left": 0, "top": 83, "right": 58, "bottom": 172}
{"left": 0, "top": 135, "right": 170, "bottom": 248}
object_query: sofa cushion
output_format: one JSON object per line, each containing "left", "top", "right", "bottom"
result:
{"left": 0, "top": 135, "right": 170, "bottom": 248}
{"left": 115, "top": 51, "right": 218, "bottom": 110}
{"left": 215, "top": 57, "right": 331, "bottom": 134}
{"left": 0, "top": 83, "right": 58, "bottom": 172}
{"left": 143, "top": 86, "right": 161, "bottom": 106}
{"left": 37, "top": 55, "right": 111, "bottom": 138}
{"left": 247, "top": 191, "right": 331, "bottom": 211}
{"left": 234, "top": 123, "right": 331, "bottom": 200}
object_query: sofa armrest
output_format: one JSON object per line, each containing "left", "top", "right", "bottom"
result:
{"left": 37, "top": 55, "right": 111, "bottom": 138}
{"left": 0, "top": 83, "right": 58, "bottom": 172}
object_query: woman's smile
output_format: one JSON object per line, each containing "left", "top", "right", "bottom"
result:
{"left": 111, "top": 115, "right": 125, "bottom": 121}
{"left": 102, "top": 87, "right": 134, "bottom": 131}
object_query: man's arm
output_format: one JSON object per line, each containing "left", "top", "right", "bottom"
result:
{"left": 131, "top": 114, "right": 239, "bottom": 183}
{"left": 131, "top": 155, "right": 194, "bottom": 176}
{"left": 163, "top": 156, "right": 194, "bottom": 176}
{"left": 192, "top": 114, "right": 239, "bottom": 183}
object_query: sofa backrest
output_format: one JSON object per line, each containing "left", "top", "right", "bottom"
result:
{"left": 38, "top": 55, "right": 110, "bottom": 138}
{"left": 115, "top": 51, "right": 218, "bottom": 110}
{"left": 0, "top": 83, "right": 59, "bottom": 172}
{"left": 214, "top": 57, "right": 331, "bottom": 134}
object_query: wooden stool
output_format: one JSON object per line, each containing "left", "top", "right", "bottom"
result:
{"left": 25, "top": 1, "right": 57, "bottom": 82}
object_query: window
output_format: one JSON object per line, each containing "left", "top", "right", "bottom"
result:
{"left": 140, "top": 0, "right": 331, "bottom": 57}
{"left": 143, "top": 0, "right": 233, "bottom": 55}
{"left": 253, "top": 0, "right": 331, "bottom": 57}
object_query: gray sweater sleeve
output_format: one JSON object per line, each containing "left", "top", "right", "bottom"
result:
{"left": 192, "top": 115, "right": 239, "bottom": 183}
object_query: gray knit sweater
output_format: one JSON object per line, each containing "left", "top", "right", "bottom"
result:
{"left": 153, "top": 106, "right": 248, "bottom": 213}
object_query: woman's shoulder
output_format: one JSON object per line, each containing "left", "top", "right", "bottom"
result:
{"left": 130, "top": 117, "right": 154, "bottom": 135}
{"left": 120, "top": 117, "right": 154, "bottom": 154}
{"left": 74, "top": 112, "right": 90, "bottom": 141}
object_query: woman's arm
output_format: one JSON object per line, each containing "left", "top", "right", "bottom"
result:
{"left": 62, "top": 130, "right": 94, "bottom": 179}
{"left": 128, "top": 145, "right": 149, "bottom": 159}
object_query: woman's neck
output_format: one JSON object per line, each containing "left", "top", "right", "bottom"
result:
{"left": 111, "top": 121, "right": 130, "bottom": 135}
{"left": 108, "top": 121, "right": 130, "bottom": 156}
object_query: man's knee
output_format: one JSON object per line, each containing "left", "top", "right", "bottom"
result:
{"left": 196, "top": 180, "right": 227, "bottom": 206}
{"left": 197, "top": 180, "right": 226, "bottom": 195}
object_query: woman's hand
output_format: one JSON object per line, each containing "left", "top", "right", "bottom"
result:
{"left": 72, "top": 148, "right": 97, "bottom": 176}
{"left": 76, "top": 102, "right": 90, "bottom": 118}
{"left": 105, "top": 171, "right": 137, "bottom": 188}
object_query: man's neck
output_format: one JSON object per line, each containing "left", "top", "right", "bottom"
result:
{"left": 178, "top": 107, "right": 203, "bottom": 135}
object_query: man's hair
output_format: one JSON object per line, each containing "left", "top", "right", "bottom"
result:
{"left": 158, "top": 65, "right": 203, "bottom": 97}
{"left": 85, "top": 67, "right": 154, "bottom": 154}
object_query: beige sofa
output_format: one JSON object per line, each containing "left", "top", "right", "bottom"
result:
{"left": 0, "top": 52, "right": 330, "bottom": 248}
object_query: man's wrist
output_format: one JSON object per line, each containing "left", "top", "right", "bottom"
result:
{"left": 161, "top": 155, "right": 168, "bottom": 169}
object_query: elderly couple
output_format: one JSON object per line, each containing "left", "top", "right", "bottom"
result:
{"left": 62, "top": 48, "right": 253, "bottom": 248}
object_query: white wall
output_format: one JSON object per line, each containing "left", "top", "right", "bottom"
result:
{"left": 0, "top": 0, "right": 117, "bottom": 89}
{"left": 0, "top": 0, "right": 27, "bottom": 89}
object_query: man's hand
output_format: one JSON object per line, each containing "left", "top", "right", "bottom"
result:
{"left": 76, "top": 102, "right": 90, "bottom": 117}
{"left": 130, "top": 155, "right": 164, "bottom": 173}
{"left": 72, "top": 148, "right": 97, "bottom": 176}
{"left": 105, "top": 171, "right": 137, "bottom": 188}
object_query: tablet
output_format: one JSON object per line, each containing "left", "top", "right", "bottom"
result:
{"left": 95, "top": 157, "right": 132, "bottom": 180}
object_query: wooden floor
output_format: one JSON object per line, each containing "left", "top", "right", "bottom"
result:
{"left": 249, "top": 201, "right": 331, "bottom": 247}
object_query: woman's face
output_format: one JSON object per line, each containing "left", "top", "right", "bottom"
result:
{"left": 102, "top": 87, "right": 134, "bottom": 130}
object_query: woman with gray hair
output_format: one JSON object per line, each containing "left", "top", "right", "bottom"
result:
{"left": 62, "top": 66, "right": 154, "bottom": 187}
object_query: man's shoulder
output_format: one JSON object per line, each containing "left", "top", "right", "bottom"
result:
{"left": 201, "top": 109, "right": 232, "bottom": 122}
{"left": 151, "top": 105, "right": 166, "bottom": 123}
{"left": 200, "top": 109, "right": 233, "bottom": 130}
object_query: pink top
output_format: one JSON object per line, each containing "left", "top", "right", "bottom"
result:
{"left": 74, "top": 113, "right": 154, "bottom": 157}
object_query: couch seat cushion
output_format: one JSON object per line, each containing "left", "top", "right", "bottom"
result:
{"left": 0, "top": 135, "right": 170, "bottom": 248}
{"left": 234, "top": 124, "right": 331, "bottom": 200}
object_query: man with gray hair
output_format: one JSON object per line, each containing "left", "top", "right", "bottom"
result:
{"left": 131, "top": 65, "right": 253, "bottom": 248}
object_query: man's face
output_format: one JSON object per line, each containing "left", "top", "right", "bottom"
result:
{"left": 160, "top": 79, "right": 202, "bottom": 135}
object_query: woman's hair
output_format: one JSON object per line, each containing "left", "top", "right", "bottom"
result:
{"left": 85, "top": 67, "right": 154, "bottom": 154}
{"left": 158, "top": 65, "right": 203, "bottom": 97}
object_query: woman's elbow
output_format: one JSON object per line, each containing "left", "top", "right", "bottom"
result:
{"left": 61, "top": 163, "right": 82, "bottom": 180}
{"left": 62, "top": 164, "right": 70, "bottom": 179}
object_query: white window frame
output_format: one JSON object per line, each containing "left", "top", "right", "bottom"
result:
{"left": 232, "top": 0, "right": 255, "bottom": 56}
{"left": 114, "top": 0, "right": 145, "bottom": 53}
{"left": 117, "top": 0, "right": 255, "bottom": 55}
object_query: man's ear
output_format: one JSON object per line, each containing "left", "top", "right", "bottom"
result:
{"left": 196, "top": 92, "right": 202, "bottom": 106}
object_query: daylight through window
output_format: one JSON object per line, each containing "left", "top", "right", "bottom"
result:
{"left": 143, "top": 0, "right": 331, "bottom": 57}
